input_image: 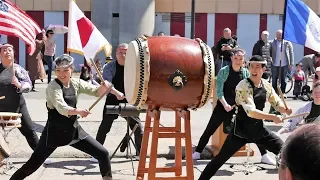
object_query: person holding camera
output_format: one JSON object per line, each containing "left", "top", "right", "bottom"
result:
{"left": 214, "top": 28, "right": 238, "bottom": 75}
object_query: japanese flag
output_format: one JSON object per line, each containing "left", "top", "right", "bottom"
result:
{"left": 67, "top": 0, "right": 112, "bottom": 62}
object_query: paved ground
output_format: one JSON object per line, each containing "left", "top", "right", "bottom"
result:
{"left": 0, "top": 78, "right": 311, "bottom": 179}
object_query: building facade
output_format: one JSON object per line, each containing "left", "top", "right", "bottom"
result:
{"left": 3, "top": 0, "right": 319, "bottom": 69}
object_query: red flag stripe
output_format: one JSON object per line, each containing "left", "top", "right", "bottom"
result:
{"left": 6, "top": 1, "right": 41, "bottom": 32}
{"left": 0, "top": 12, "right": 37, "bottom": 39}
{"left": 0, "top": 27, "right": 35, "bottom": 53}
{"left": 0, "top": 29, "right": 35, "bottom": 54}
{"left": 0, "top": 21, "right": 35, "bottom": 47}
{"left": 0, "top": 17, "right": 35, "bottom": 44}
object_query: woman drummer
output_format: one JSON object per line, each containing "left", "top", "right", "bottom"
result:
{"left": 0, "top": 43, "right": 39, "bottom": 150}
{"left": 10, "top": 54, "right": 124, "bottom": 180}
{"left": 278, "top": 82, "right": 320, "bottom": 134}
{"left": 198, "top": 55, "right": 293, "bottom": 179}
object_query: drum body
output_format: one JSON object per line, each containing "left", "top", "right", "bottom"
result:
{"left": 124, "top": 36, "right": 214, "bottom": 110}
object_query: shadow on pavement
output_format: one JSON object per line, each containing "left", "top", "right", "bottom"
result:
{"left": 43, "top": 160, "right": 101, "bottom": 176}
{"left": 167, "top": 146, "right": 214, "bottom": 160}
{"left": 265, "top": 125, "right": 282, "bottom": 132}
{"left": 33, "top": 122, "right": 45, "bottom": 133}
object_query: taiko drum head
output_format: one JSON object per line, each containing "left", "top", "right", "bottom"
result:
{"left": 124, "top": 40, "right": 143, "bottom": 106}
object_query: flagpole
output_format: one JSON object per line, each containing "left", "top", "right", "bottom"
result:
{"left": 278, "top": 0, "right": 289, "bottom": 110}
{"left": 279, "top": 0, "right": 288, "bottom": 87}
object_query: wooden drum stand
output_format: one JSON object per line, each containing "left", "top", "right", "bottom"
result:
{"left": 137, "top": 109, "right": 194, "bottom": 180}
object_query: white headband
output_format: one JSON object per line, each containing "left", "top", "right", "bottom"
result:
{"left": 249, "top": 61, "right": 267, "bottom": 64}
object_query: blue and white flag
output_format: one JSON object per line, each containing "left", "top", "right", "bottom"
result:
{"left": 283, "top": 0, "right": 320, "bottom": 52}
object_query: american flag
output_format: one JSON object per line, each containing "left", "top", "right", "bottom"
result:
{"left": 0, "top": 0, "right": 41, "bottom": 55}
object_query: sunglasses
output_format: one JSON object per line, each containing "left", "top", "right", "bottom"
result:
{"left": 55, "top": 57, "right": 73, "bottom": 66}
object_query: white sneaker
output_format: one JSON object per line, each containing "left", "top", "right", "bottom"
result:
{"left": 261, "top": 154, "right": 276, "bottom": 166}
{"left": 89, "top": 157, "right": 98, "bottom": 163}
{"left": 44, "top": 159, "right": 52, "bottom": 165}
{"left": 192, "top": 152, "right": 201, "bottom": 160}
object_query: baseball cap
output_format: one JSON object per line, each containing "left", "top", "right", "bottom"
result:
{"left": 261, "top": 31, "right": 269, "bottom": 36}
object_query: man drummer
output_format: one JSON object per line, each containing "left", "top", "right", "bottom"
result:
{"left": 192, "top": 49, "right": 275, "bottom": 165}
{"left": 90, "top": 43, "right": 144, "bottom": 162}
{"left": 0, "top": 44, "right": 39, "bottom": 151}
{"left": 198, "top": 55, "right": 293, "bottom": 179}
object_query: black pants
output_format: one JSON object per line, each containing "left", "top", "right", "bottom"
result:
{"left": 18, "top": 102, "right": 39, "bottom": 150}
{"left": 96, "top": 112, "right": 144, "bottom": 156}
{"left": 195, "top": 106, "right": 267, "bottom": 156}
{"left": 10, "top": 136, "right": 112, "bottom": 179}
{"left": 293, "top": 80, "right": 303, "bottom": 96}
{"left": 198, "top": 132, "right": 283, "bottom": 179}
{"left": 44, "top": 55, "right": 53, "bottom": 83}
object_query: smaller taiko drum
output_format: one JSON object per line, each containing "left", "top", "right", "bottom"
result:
{"left": 0, "top": 112, "right": 22, "bottom": 127}
{"left": 124, "top": 36, "right": 215, "bottom": 110}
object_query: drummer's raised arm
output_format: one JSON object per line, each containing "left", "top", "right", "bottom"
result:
{"left": 216, "top": 66, "right": 228, "bottom": 104}
{"left": 282, "top": 102, "right": 313, "bottom": 132}
{"left": 46, "top": 82, "right": 74, "bottom": 117}
{"left": 264, "top": 80, "right": 292, "bottom": 115}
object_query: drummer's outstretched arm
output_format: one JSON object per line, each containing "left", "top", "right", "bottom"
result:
{"left": 279, "top": 102, "right": 312, "bottom": 134}
{"left": 235, "top": 80, "right": 279, "bottom": 121}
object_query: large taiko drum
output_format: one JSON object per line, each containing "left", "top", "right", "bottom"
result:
{"left": 124, "top": 36, "right": 215, "bottom": 110}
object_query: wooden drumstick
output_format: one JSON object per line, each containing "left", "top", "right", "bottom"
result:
{"left": 89, "top": 90, "right": 108, "bottom": 111}
{"left": 0, "top": 96, "right": 4, "bottom": 100}
{"left": 277, "top": 86, "right": 289, "bottom": 110}
{"left": 282, "top": 112, "right": 310, "bottom": 121}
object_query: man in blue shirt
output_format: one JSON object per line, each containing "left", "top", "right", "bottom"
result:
{"left": 90, "top": 43, "right": 144, "bottom": 162}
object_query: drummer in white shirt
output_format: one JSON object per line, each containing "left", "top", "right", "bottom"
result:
{"left": 278, "top": 82, "right": 320, "bottom": 134}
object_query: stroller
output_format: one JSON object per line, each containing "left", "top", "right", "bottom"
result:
{"left": 300, "top": 85, "right": 313, "bottom": 101}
